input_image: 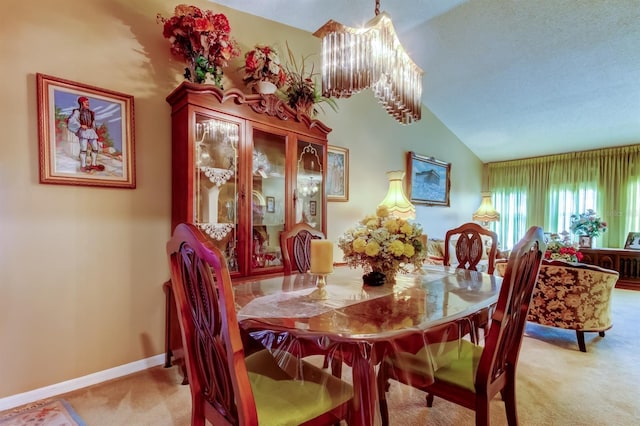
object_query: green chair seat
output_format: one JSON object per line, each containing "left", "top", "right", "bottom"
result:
{"left": 247, "top": 350, "right": 353, "bottom": 425}
{"left": 385, "top": 340, "right": 483, "bottom": 392}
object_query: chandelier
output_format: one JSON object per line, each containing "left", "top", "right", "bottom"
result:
{"left": 313, "top": 0, "right": 424, "bottom": 124}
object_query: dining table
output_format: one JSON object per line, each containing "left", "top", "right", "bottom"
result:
{"left": 233, "top": 264, "right": 501, "bottom": 426}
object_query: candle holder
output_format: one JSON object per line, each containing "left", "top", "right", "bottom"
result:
{"left": 307, "top": 273, "right": 330, "bottom": 300}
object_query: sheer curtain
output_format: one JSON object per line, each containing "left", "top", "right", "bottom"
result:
{"left": 488, "top": 145, "right": 640, "bottom": 249}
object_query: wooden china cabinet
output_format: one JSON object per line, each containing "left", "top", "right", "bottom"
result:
{"left": 164, "top": 82, "right": 330, "bottom": 369}
{"left": 167, "top": 82, "right": 330, "bottom": 279}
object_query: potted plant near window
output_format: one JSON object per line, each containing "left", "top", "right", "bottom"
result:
{"left": 242, "top": 45, "right": 287, "bottom": 94}
{"left": 282, "top": 44, "right": 338, "bottom": 117}
{"left": 570, "top": 209, "right": 607, "bottom": 248}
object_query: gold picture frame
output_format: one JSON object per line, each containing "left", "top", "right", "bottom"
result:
{"left": 326, "top": 145, "right": 349, "bottom": 202}
{"left": 406, "top": 151, "right": 451, "bottom": 206}
{"left": 36, "top": 73, "right": 136, "bottom": 188}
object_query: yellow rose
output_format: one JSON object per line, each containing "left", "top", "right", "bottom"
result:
{"left": 376, "top": 205, "right": 389, "bottom": 217}
{"left": 365, "top": 219, "right": 378, "bottom": 229}
{"left": 403, "top": 243, "right": 415, "bottom": 257}
{"left": 400, "top": 222, "right": 414, "bottom": 235}
{"left": 353, "top": 237, "right": 367, "bottom": 253}
{"left": 361, "top": 214, "right": 376, "bottom": 225}
{"left": 388, "top": 240, "right": 405, "bottom": 256}
{"left": 383, "top": 219, "right": 400, "bottom": 233}
{"left": 365, "top": 241, "right": 381, "bottom": 256}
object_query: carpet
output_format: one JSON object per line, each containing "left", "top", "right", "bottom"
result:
{"left": 0, "top": 399, "right": 85, "bottom": 426}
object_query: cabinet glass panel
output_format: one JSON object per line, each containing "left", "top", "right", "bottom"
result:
{"left": 296, "top": 141, "right": 324, "bottom": 231}
{"left": 194, "top": 114, "right": 240, "bottom": 272}
{"left": 251, "top": 129, "right": 285, "bottom": 272}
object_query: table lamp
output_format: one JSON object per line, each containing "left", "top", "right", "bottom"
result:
{"left": 472, "top": 192, "right": 500, "bottom": 227}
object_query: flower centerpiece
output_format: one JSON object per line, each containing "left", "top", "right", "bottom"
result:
{"left": 243, "top": 45, "right": 287, "bottom": 93}
{"left": 157, "top": 4, "right": 240, "bottom": 86}
{"left": 544, "top": 240, "right": 583, "bottom": 263}
{"left": 570, "top": 209, "right": 607, "bottom": 238}
{"left": 337, "top": 206, "right": 426, "bottom": 285}
{"left": 282, "top": 43, "right": 338, "bottom": 116}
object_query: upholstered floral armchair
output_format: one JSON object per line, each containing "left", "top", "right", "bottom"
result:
{"left": 527, "top": 259, "right": 619, "bottom": 352}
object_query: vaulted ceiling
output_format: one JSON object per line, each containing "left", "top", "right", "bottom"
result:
{"left": 211, "top": 0, "right": 640, "bottom": 162}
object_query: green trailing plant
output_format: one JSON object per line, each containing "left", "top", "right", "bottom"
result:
{"left": 281, "top": 42, "right": 338, "bottom": 117}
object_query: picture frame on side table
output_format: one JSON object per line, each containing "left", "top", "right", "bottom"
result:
{"left": 406, "top": 151, "right": 451, "bottom": 206}
{"left": 578, "top": 235, "right": 593, "bottom": 249}
{"left": 624, "top": 232, "right": 640, "bottom": 250}
{"left": 36, "top": 73, "right": 136, "bottom": 188}
{"left": 327, "top": 145, "right": 349, "bottom": 201}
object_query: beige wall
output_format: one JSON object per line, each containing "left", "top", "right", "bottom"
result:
{"left": 0, "top": 0, "right": 481, "bottom": 399}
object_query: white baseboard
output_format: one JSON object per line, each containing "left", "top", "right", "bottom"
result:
{"left": 0, "top": 354, "right": 166, "bottom": 411}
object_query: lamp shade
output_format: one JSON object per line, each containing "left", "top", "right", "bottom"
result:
{"left": 378, "top": 171, "right": 416, "bottom": 219}
{"left": 472, "top": 192, "right": 500, "bottom": 223}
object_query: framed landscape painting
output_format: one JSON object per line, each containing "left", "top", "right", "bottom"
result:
{"left": 406, "top": 151, "right": 451, "bottom": 206}
{"left": 326, "top": 145, "right": 349, "bottom": 201}
{"left": 36, "top": 73, "right": 136, "bottom": 188}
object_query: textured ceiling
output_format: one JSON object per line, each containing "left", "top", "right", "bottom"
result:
{"left": 210, "top": 0, "right": 640, "bottom": 162}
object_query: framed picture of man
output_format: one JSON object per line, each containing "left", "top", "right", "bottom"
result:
{"left": 36, "top": 73, "right": 136, "bottom": 188}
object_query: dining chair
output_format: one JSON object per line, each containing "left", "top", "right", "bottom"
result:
{"left": 167, "top": 223, "right": 353, "bottom": 426}
{"left": 377, "top": 226, "right": 546, "bottom": 426}
{"left": 444, "top": 222, "right": 499, "bottom": 342}
{"left": 279, "top": 222, "right": 325, "bottom": 275}
{"left": 444, "top": 222, "right": 498, "bottom": 274}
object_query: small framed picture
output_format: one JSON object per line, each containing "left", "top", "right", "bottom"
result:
{"left": 309, "top": 200, "right": 317, "bottom": 216}
{"left": 406, "top": 151, "right": 451, "bottom": 207}
{"left": 624, "top": 232, "right": 640, "bottom": 250}
{"left": 327, "top": 145, "right": 349, "bottom": 202}
{"left": 266, "top": 196, "right": 275, "bottom": 213}
{"left": 36, "top": 73, "right": 136, "bottom": 188}
{"left": 578, "top": 235, "right": 593, "bottom": 249}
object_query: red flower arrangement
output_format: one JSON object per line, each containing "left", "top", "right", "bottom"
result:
{"left": 157, "top": 4, "right": 240, "bottom": 86}
{"left": 544, "top": 240, "right": 583, "bottom": 262}
{"left": 243, "top": 45, "right": 287, "bottom": 88}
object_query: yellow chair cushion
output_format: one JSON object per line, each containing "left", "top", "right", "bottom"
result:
{"left": 246, "top": 350, "right": 353, "bottom": 426}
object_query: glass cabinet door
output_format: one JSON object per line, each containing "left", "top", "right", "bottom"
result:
{"left": 296, "top": 141, "right": 324, "bottom": 231}
{"left": 193, "top": 114, "right": 240, "bottom": 273}
{"left": 251, "top": 129, "right": 286, "bottom": 273}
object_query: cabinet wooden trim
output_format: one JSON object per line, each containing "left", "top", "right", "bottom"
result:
{"left": 579, "top": 248, "right": 640, "bottom": 290}
{"left": 166, "top": 83, "right": 332, "bottom": 136}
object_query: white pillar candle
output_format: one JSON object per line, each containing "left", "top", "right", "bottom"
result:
{"left": 310, "top": 240, "right": 334, "bottom": 274}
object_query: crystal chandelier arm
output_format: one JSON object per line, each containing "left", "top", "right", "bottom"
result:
{"left": 313, "top": 1, "right": 423, "bottom": 124}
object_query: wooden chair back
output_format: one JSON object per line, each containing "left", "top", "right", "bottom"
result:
{"left": 168, "top": 223, "right": 353, "bottom": 426}
{"left": 476, "top": 226, "right": 545, "bottom": 398}
{"left": 377, "top": 226, "right": 546, "bottom": 426}
{"left": 280, "top": 222, "right": 325, "bottom": 275}
{"left": 444, "top": 222, "right": 498, "bottom": 274}
{"left": 167, "top": 223, "right": 257, "bottom": 425}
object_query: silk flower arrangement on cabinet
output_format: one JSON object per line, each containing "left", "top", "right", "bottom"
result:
{"left": 157, "top": 4, "right": 240, "bottom": 86}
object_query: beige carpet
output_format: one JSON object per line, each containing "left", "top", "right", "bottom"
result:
{"left": 10, "top": 289, "right": 640, "bottom": 425}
